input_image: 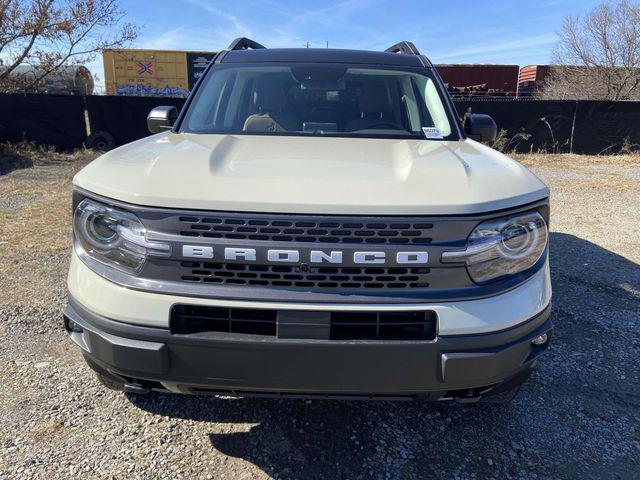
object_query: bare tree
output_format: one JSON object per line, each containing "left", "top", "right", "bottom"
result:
{"left": 541, "top": 0, "right": 640, "bottom": 100}
{"left": 0, "top": 0, "right": 137, "bottom": 92}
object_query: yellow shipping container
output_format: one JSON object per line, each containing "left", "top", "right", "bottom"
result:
{"left": 103, "top": 49, "right": 216, "bottom": 97}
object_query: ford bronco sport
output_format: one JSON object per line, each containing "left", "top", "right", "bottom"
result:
{"left": 64, "top": 39, "right": 552, "bottom": 403}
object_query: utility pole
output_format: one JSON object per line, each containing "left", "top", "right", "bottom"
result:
{"left": 305, "top": 41, "right": 310, "bottom": 48}
{"left": 326, "top": 40, "right": 329, "bottom": 48}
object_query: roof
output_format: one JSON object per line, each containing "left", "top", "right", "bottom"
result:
{"left": 221, "top": 48, "right": 427, "bottom": 67}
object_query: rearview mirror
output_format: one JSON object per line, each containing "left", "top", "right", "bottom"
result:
{"left": 147, "top": 106, "right": 178, "bottom": 134}
{"left": 463, "top": 114, "right": 497, "bottom": 143}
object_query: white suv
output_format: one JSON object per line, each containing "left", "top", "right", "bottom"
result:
{"left": 64, "top": 39, "right": 552, "bottom": 403}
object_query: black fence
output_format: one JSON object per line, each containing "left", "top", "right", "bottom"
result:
{"left": 85, "top": 95, "right": 185, "bottom": 147}
{"left": 0, "top": 94, "right": 187, "bottom": 150}
{"left": 0, "top": 93, "right": 638, "bottom": 154}
{"left": 454, "top": 100, "right": 640, "bottom": 154}
{"left": 0, "top": 94, "right": 87, "bottom": 149}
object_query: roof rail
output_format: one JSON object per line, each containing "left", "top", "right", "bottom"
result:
{"left": 227, "top": 37, "right": 266, "bottom": 51}
{"left": 385, "top": 41, "right": 420, "bottom": 55}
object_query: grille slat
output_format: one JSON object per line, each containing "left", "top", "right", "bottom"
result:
{"left": 179, "top": 215, "right": 435, "bottom": 244}
{"left": 181, "top": 263, "right": 431, "bottom": 290}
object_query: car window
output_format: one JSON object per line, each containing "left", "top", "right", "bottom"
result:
{"left": 181, "top": 63, "right": 458, "bottom": 140}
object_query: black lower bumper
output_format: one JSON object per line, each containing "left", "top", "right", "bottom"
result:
{"left": 64, "top": 297, "right": 552, "bottom": 401}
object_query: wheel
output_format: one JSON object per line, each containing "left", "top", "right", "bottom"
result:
{"left": 85, "top": 131, "right": 116, "bottom": 151}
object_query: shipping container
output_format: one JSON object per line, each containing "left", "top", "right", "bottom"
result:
{"left": 103, "top": 49, "right": 217, "bottom": 97}
{"left": 434, "top": 64, "right": 520, "bottom": 93}
{"left": 517, "top": 65, "right": 551, "bottom": 96}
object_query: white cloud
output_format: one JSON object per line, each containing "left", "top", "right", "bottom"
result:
{"left": 282, "top": 0, "right": 380, "bottom": 29}
{"left": 256, "top": 0, "right": 384, "bottom": 47}
{"left": 185, "top": 0, "right": 252, "bottom": 37}
{"left": 139, "top": 26, "right": 190, "bottom": 50}
{"left": 432, "top": 33, "right": 558, "bottom": 63}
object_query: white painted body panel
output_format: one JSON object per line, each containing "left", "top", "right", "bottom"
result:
{"left": 74, "top": 132, "right": 548, "bottom": 215}
{"left": 68, "top": 252, "right": 551, "bottom": 336}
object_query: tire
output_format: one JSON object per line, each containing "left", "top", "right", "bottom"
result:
{"left": 85, "top": 131, "right": 116, "bottom": 151}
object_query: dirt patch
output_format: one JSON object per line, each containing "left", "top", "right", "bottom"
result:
{"left": 0, "top": 145, "right": 96, "bottom": 306}
{"left": 0, "top": 146, "right": 33, "bottom": 175}
{"left": 515, "top": 152, "right": 640, "bottom": 168}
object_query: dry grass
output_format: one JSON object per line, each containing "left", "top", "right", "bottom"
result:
{"left": 0, "top": 144, "right": 98, "bottom": 305}
{"left": 0, "top": 145, "right": 95, "bottom": 251}
{"left": 514, "top": 154, "right": 640, "bottom": 196}
{"left": 515, "top": 152, "right": 640, "bottom": 168}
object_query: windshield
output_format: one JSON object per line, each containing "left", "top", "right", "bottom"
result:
{"left": 179, "top": 63, "right": 458, "bottom": 140}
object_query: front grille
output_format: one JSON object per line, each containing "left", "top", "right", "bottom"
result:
{"left": 137, "top": 209, "right": 481, "bottom": 297}
{"left": 180, "top": 262, "right": 431, "bottom": 289}
{"left": 77, "top": 191, "right": 548, "bottom": 303}
{"left": 177, "top": 215, "right": 434, "bottom": 244}
{"left": 170, "top": 305, "right": 437, "bottom": 341}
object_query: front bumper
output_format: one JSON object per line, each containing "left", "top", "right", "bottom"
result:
{"left": 67, "top": 252, "right": 552, "bottom": 336}
{"left": 64, "top": 297, "right": 552, "bottom": 400}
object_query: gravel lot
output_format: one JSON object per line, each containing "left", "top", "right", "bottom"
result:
{"left": 0, "top": 150, "right": 639, "bottom": 479}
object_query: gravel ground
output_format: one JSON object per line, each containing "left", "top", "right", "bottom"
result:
{"left": 0, "top": 152, "right": 639, "bottom": 479}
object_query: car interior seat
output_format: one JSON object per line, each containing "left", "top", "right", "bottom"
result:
{"left": 345, "top": 81, "right": 396, "bottom": 131}
{"left": 243, "top": 77, "right": 298, "bottom": 132}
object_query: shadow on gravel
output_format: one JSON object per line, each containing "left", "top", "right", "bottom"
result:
{"left": 130, "top": 393, "right": 515, "bottom": 478}
{"left": 549, "top": 232, "right": 639, "bottom": 304}
{"left": 128, "top": 232, "right": 640, "bottom": 479}
{"left": 0, "top": 147, "right": 33, "bottom": 175}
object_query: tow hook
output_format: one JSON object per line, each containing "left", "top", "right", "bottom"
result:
{"left": 452, "top": 387, "right": 484, "bottom": 404}
{"left": 454, "top": 394, "right": 482, "bottom": 404}
{"left": 123, "top": 383, "right": 151, "bottom": 394}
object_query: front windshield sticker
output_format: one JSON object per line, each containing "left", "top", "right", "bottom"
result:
{"left": 422, "top": 127, "right": 444, "bottom": 140}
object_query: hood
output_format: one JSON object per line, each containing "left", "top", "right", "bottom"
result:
{"left": 74, "top": 132, "right": 549, "bottom": 215}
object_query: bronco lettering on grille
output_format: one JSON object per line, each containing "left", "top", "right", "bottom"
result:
{"left": 182, "top": 246, "right": 428, "bottom": 265}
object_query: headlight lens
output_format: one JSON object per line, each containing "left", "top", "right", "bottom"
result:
{"left": 442, "top": 211, "right": 548, "bottom": 284}
{"left": 73, "top": 198, "right": 170, "bottom": 275}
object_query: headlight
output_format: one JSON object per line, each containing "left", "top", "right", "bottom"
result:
{"left": 73, "top": 198, "right": 170, "bottom": 275}
{"left": 442, "top": 210, "right": 548, "bottom": 284}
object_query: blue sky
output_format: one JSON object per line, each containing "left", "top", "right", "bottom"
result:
{"left": 93, "top": 0, "right": 601, "bottom": 89}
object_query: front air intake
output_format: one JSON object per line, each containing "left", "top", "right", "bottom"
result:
{"left": 170, "top": 305, "right": 437, "bottom": 341}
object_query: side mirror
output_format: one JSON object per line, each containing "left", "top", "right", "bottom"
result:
{"left": 147, "top": 106, "right": 178, "bottom": 134}
{"left": 464, "top": 114, "right": 497, "bottom": 143}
